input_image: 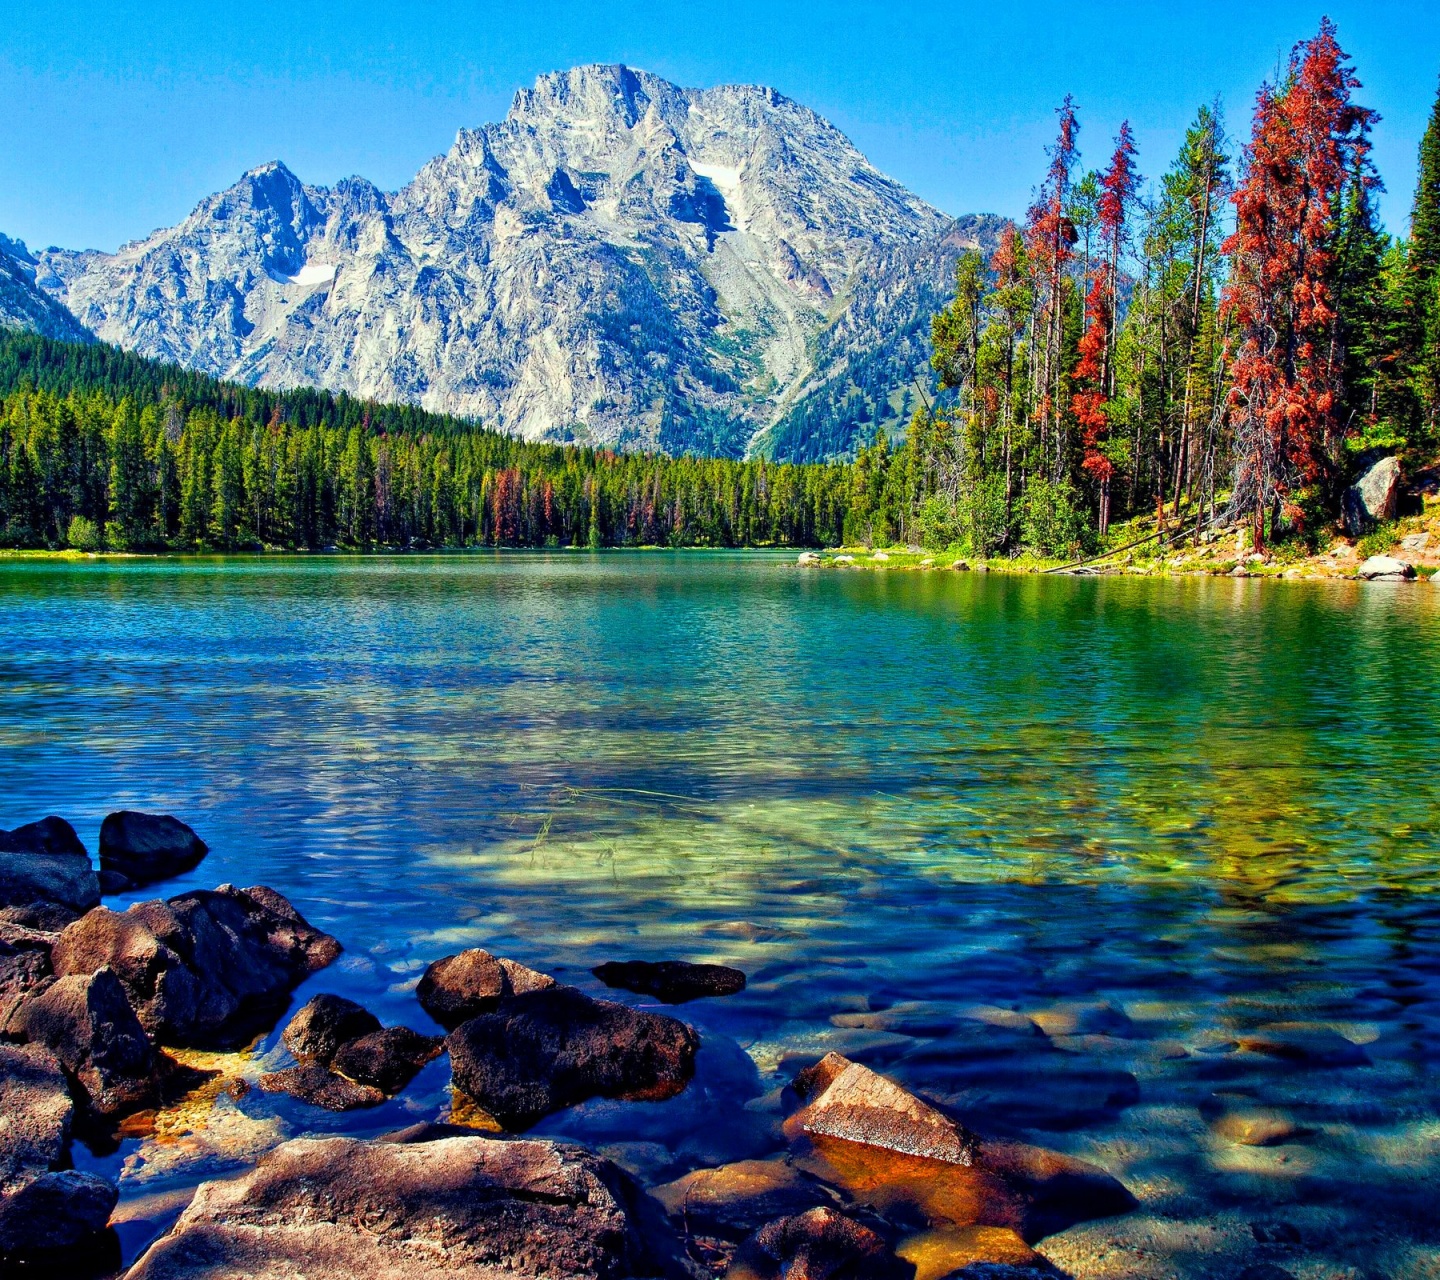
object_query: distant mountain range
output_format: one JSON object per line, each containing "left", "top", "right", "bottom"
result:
{"left": 3, "top": 65, "right": 1004, "bottom": 460}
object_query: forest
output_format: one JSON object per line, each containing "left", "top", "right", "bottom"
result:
{"left": 0, "top": 19, "right": 1436, "bottom": 557}
{"left": 852, "top": 20, "right": 1440, "bottom": 556}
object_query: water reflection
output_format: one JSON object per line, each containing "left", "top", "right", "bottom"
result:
{"left": 2, "top": 553, "right": 1438, "bottom": 1276}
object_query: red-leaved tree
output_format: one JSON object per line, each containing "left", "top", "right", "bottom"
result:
{"left": 1222, "top": 18, "right": 1377, "bottom": 550}
{"left": 1073, "top": 122, "right": 1139, "bottom": 535}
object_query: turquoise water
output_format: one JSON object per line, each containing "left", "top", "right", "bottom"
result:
{"left": 3, "top": 553, "right": 1439, "bottom": 1276}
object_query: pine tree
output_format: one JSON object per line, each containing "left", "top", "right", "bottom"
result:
{"left": 1406, "top": 77, "right": 1440, "bottom": 433}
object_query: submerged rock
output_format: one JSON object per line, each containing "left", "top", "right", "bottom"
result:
{"left": 50, "top": 884, "right": 339, "bottom": 1047}
{"left": 446, "top": 985, "right": 699, "bottom": 1130}
{"left": 732, "top": 1206, "right": 911, "bottom": 1280}
{"left": 258, "top": 1062, "right": 386, "bottom": 1111}
{"left": 593, "top": 959, "right": 747, "bottom": 1004}
{"left": 1235, "top": 1023, "right": 1369, "bottom": 1066}
{"left": 332, "top": 1025, "right": 443, "bottom": 1095}
{"left": 652, "top": 1159, "right": 838, "bottom": 1240}
{"left": 98, "top": 811, "right": 208, "bottom": 890}
{"left": 19, "top": 967, "right": 158, "bottom": 1118}
{"left": 416, "top": 947, "right": 556, "bottom": 1029}
{"left": 123, "top": 1134, "right": 694, "bottom": 1279}
{"left": 281, "top": 993, "right": 382, "bottom": 1065}
{"left": 0, "top": 817, "right": 99, "bottom": 915}
{"left": 0, "top": 1042, "right": 119, "bottom": 1264}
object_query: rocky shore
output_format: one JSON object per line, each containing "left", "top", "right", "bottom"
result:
{"left": 2, "top": 811, "right": 1139, "bottom": 1279}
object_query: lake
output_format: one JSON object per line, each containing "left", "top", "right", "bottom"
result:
{"left": 3, "top": 552, "right": 1439, "bottom": 1277}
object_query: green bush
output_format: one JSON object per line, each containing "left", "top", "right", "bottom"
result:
{"left": 1020, "top": 476, "right": 1090, "bottom": 558}
{"left": 65, "top": 515, "right": 101, "bottom": 551}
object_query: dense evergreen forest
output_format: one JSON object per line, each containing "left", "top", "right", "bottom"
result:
{"left": 0, "top": 332, "right": 851, "bottom": 551}
{"left": 1, "top": 20, "right": 1436, "bottom": 557}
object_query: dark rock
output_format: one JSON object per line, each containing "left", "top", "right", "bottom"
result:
{"left": 738, "top": 1206, "right": 912, "bottom": 1280}
{"left": 1236, "top": 1024, "right": 1369, "bottom": 1067}
{"left": 1237, "top": 1266, "right": 1297, "bottom": 1280}
{"left": 652, "top": 1159, "right": 838, "bottom": 1239}
{"left": 123, "top": 1134, "right": 696, "bottom": 1279}
{"left": 593, "top": 959, "right": 747, "bottom": 1004}
{"left": 0, "top": 1042, "right": 119, "bottom": 1265}
{"left": 446, "top": 985, "right": 699, "bottom": 1129}
{"left": 0, "top": 817, "right": 99, "bottom": 914}
{"left": 19, "top": 967, "right": 158, "bottom": 1118}
{"left": 0, "top": 901, "right": 79, "bottom": 931}
{"left": 258, "top": 1063, "right": 386, "bottom": 1111}
{"left": 51, "top": 884, "right": 340, "bottom": 1047}
{"left": 99, "top": 811, "right": 208, "bottom": 889}
{"left": 98, "top": 869, "right": 133, "bottom": 896}
{"left": 281, "top": 994, "right": 381, "bottom": 1065}
{"left": 0, "top": 922, "right": 55, "bottom": 1039}
{"left": 416, "top": 947, "right": 555, "bottom": 1028}
{"left": 332, "top": 1025, "right": 443, "bottom": 1094}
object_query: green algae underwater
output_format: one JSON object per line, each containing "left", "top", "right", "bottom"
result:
{"left": 3, "top": 551, "right": 1439, "bottom": 1277}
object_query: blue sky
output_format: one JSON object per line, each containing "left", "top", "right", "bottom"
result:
{"left": 2, "top": 0, "right": 1437, "bottom": 252}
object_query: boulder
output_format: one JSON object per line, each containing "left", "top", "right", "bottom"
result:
{"left": 652, "top": 1159, "right": 838, "bottom": 1240}
{"left": 99, "top": 811, "right": 208, "bottom": 890}
{"left": 784, "top": 1056, "right": 1133, "bottom": 1244}
{"left": 1356, "top": 555, "right": 1416, "bottom": 581}
{"left": 19, "top": 967, "right": 158, "bottom": 1117}
{"left": 446, "top": 985, "right": 699, "bottom": 1130}
{"left": 0, "top": 1042, "right": 119, "bottom": 1263}
{"left": 51, "top": 884, "right": 340, "bottom": 1046}
{"left": 332, "top": 1026, "right": 444, "bottom": 1095}
{"left": 0, "top": 922, "right": 55, "bottom": 1039}
{"left": 731, "top": 1206, "right": 911, "bottom": 1280}
{"left": 258, "top": 1063, "right": 386, "bottom": 1111}
{"left": 1, "top": 901, "right": 79, "bottom": 931}
{"left": 123, "top": 1134, "right": 694, "bottom": 1280}
{"left": 1343, "top": 455, "right": 1401, "bottom": 535}
{"left": 593, "top": 959, "right": 747, "bottom": 1004}
{"left": 281, "top": 994, "right": 381, "bottom": 1065}
{"left": 0, "top": 817, "right": 99, "bottom": 914}
{"left": 416, "top": 947, "right": 556, "bottom": 1029}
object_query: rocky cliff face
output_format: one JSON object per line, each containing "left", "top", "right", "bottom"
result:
{"left": 33, "top": 64, "right": 1001, "bottom": 459}
{"left": 0, "top": 235, "right": 93, "bottom": 345}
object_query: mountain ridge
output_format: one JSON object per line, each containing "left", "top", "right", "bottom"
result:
{"left": 18, "top": 64, "right": 1004, "bottom": 459}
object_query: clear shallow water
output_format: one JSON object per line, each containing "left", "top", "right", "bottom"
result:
{"left": 3, "top": 553, "right": 1439, "bottom": 1276}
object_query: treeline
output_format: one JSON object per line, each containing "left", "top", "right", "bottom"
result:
{"left": 0, "top": 331, "right": 850, "bottom": 551}
{"left": 847, "top": 21, "right": 1440, "bottom": 555}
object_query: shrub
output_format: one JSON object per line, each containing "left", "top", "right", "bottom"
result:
{"left": 66, "top": 515, "right": 101, "bottom": 551}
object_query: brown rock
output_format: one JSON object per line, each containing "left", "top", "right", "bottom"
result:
{"left": 896, "top": 1224, "right": 1039, "bottom": 1280}
{"left": 258, "top": 1063, "right": 386, "bottom": 1111}
{"left": 0, "top": 922, "right": 55, "bottom": 1039}
{"left": 51, "top": 885, "right": 339, "bottom": 1047}
{"left": 446, "top": 985, "right": 699, "bottom": 1130}
{"left": 281, "top": 994, "right": 381, "bottom": 1065}
{"left": 123, "top": 1134, "right": 693, "bottom": 1279}
{"left": 19, "top": 967, "right": 158, "bottom": 1118}
{"left": 1209, "top": 1108, "right": 1302, "bottom": 1147}
{"left": 98, "top": 811, "right": 208, "bottom": 890}
{"left": 733, "top": 1206, "right": 911, "bottom": 1280}
{"left": 0, "top": 1042, "right": 72, "bottom": 1186}
{"left": 593, "top": 960, "right": 746, "bottom": 1004}
{"left": 652, "top": 1159, "right": 838, "bottom": 1239}
{"left": 332, "top": 1026, "right": 443, "bottom": 1095}
{"left": 416, "top": 947, "right": 555, "bottom": 1029}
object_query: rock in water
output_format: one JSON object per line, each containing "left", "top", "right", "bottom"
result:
{"left": 50, "top": 884, "right": 339, "bottom": 1046}
{"left": 281, "top": 994, "right": 382, "bottom": 1065}
{"left": 1356, "top": 555, "right": 1416, "bottom": 581}
{"left": 446, "top": 985, "right": 699, "bottom": 1129}
{"left": 123, "top": 1134, "right": 691, "bottom": 1279}
{"left": 331, "top": 1026, "right": 443, "bottom": 1095}
{"left": 0, "top": 817, "right": 99, "bottom": 915}
{"left": 416, "top": 947, "right": 556, "bottom": 1028}
{"left": 0, "top": 1042, "right": 119, "bottom": 1264}
{"left": 1343, "top": 456, "right": 1402, "bottom": 535}
{"left": 651, "top": 1159, "right": 839, "bottom": 1239}
{"left": 735, "top": 1206, "right": 912, "bottom": 1280}
{"left": 19, "top": 967, "right": 158, "bottom": 1118}
{"left": 592, "top": 959, "right": 746, "bottom": 1004}
{"left": 258, "top": 1063, "right": 386, "bottom": 1111}
{"left": 98, "top": 812, "right": 208, "bottom": 890}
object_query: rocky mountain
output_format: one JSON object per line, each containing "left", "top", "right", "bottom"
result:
{"left": 0, "top": 235, "right": 94, "bottom": 344}
{"left": 32, "top": 65, "right": 1002, "bottom": 459}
